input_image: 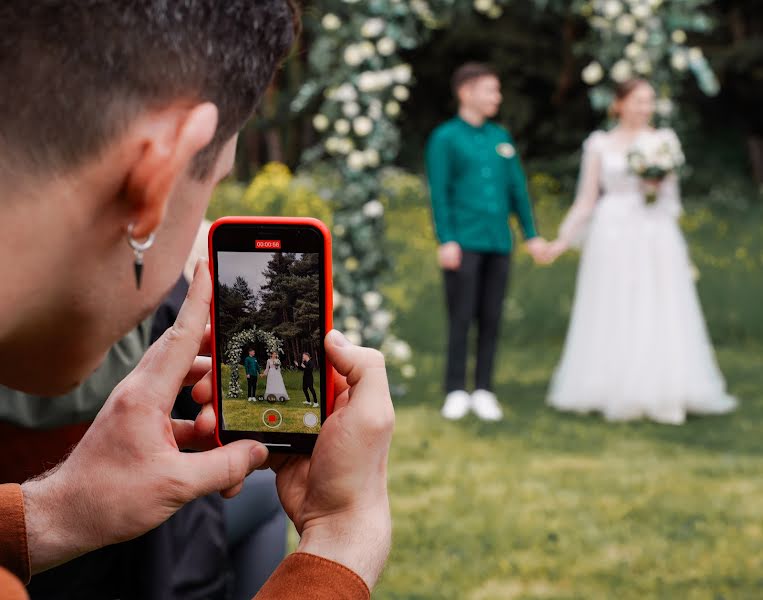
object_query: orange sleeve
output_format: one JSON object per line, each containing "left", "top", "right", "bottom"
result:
{"left": 255, "top": 552, "right": 370, "bottom": 600}
{"left": 0, "top": 484, "right": 30, "bottom": 585}
{"left": 0, "top": 566, "right": 29, "bottom": 600}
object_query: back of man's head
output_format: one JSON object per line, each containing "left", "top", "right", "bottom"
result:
{"left": 0, "top": 1, "right": 297, "bottom": 180}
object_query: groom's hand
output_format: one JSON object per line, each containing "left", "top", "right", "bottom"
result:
{"left": 266, "top": 330, "right": 394, "bottom": 590}
{"left": 438, "top": 241, "right": 462, "bottom": 270}
{"left": 525, "top": 237, "right": 551, "bottom": 264}
{"left": 22, "top": 260, "right": 268, "bottom": 574}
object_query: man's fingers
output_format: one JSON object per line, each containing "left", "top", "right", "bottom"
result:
{"left": 192, "top": 371, "right": 214, "bottom": 405}
{"left": 325, "top": 330, "right": 387, "bottom": 387}
{"left": 333, "top": 370, "right": 350, "bottom": 398}
{"left": 181, "top": 440, "right": 268, "bottom": 498}
{"left": 194, "top": 402, "right": 216, "bottom": 438}
{"left": 182, "top": 357, "right": 212, "bottom": 387}
{"left": 133, "top": 259, "right": 212, "bottom": 410}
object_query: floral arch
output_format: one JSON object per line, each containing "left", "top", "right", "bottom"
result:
{"left": 293, "top": 0, "right": 719, "bottom": 347}
{"left": 225, "top": 328, "right": 283, "bottom": 398}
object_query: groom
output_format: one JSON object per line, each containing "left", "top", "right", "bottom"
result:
{"left": 426, "top": 62, "right": 547, "bottom": 421}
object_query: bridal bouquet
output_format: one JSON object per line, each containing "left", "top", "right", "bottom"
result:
{"left": 627, "top": 133, "right": 685, "bottom": 204}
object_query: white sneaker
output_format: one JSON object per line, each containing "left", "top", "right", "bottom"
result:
{"left": 303, "top": 400, "right": 311, "bottom": 405}
{"left": 471, "top": 389, "right": 503, "bottom": 421}
{"left": 441, "top": 390, "right": 471, "bottom": 420}
{"left": 312, "top": 402, "right": 319, "bottom": 408}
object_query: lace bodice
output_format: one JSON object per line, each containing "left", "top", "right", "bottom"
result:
{"left": 558, "top": 128, "right": 683, "bottom": 246}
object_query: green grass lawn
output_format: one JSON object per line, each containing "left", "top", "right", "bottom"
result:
{"left": 371, "top": 187, "right": 763, "bottom": 598}
{"left": 221, "top": 365, "right": 321, "bottom": 434}
{"left": 223, "top": 167, "right": 763, "bottom": 598}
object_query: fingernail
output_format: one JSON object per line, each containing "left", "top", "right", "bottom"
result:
{"left": 249, "top": 443, "right": 267, "bottom": 470}
{"left": 194, "top": 258, "right": 208, "bottom": 277}
{"left": 327, "top": 329, "right": 349, "bottom": 347}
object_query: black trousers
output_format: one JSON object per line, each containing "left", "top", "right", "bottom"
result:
{"left": 444, "top": 251, "right": 511, "bottom": 393}
{"left": 247, "top": 376, "right": 257, "bottom": 398}
{"left": 303, "top": 378, "right": 317, "bottom": 403}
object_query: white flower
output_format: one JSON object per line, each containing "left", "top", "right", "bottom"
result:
{"left": 324, "top": 137, "right": 340, "bottom": 153}
{"left": 581, "top": 61, "right": 604, "bottom": 85}
{"left": 391, "top": 340, "right": 412, "bottom": 362}
{"left": 671, "top": 29, "right": 687, "bottom": 44}
{"left": 602, "top": 0, "right": 623, "bottom": 19}
{"left": 632, "top": 3, "right": 651, "bottom": 19}
{"left": 473, "top": 0, "right": 493, "bottom": 12}
{"left": 362, "top": 199, "right": 384, "bottom": 218}
{"left": 393, "top": 64, "right": 412, "bottom": 83}
{"left": 353, "top": 116, "right": 374, "bottom": 136}
{"left": 610, "top": 59, "right": 632, "bottom": 83}
{"left": 333, "top": 289, "right": 343, "bottom": 308}
{"left": 321, "top": 13, "right": 341, "bottom": 31}
{"left": 334, "top": 118, "right": 351, "bottom": 135}
{"left": 590, "top": 16, "right": 611, "bottom": 30}
{"left": 361, "top": 18, "right": 385, "bottom": 38}
{"left": 312, "top": 114, "right": 329, "bottom": 131}
{"left": 688, "top": 47, "right": 703, "bottom": 63}
{"left": 368, "top": 100, "right": 383, "bottom": 120}
{"left": 345, "top": 331, "right": 362, "bottom": 346}
{"left": 655, "top": 98, "right": 673, "bottom": 117}
{"left": 393, "top": 85, "right": 410, "bottom": 101}
{"left": 344, "top": 316, "right": 361, "bottom": 331}
{"left": 344, "top": 45, "right": 364, "bottom": 66}
{"left": 359, "top": 41, "right": 376, "bottom": 58}
{"left": 371, "top": 310, "right": 393, "bottom": 330}
{"left": 634, "top": 58, "right": 652, "bottom": 74}
{"left": 634, "top": 28, "right": 649, "bottom": 44}
{"left": 364, "top": 148, "right": 381, "bottom": 168}
{"left": 358, "top": 70, "right": 393, "bottom": 93}
{"left": 625, "top": 42, "right": 643, "bottom": 59}
{"left": 330, "top": 83, "right": 357, "bottom": 102}
{"left": 487, "top": 5, "right": 503, "bottom": 18}
{"left": 362, "top": 291, "right": 383, "bottom": 311}
{"left": 336, "top": 138, "right": 354, "bottom": 155}
{"left": 401, "top": 364, "right": 416, "bottom": 379}
{"left": 377, "top": 37, "right": 396, "bottom": 56}
{"left": 670, "top": 51, "right": 689, "bottom": 71}
{"left": 616, "top": 14, "right": 637, "bottom": 35}
{"left": 347, "top": 151, "right": 366, "bottom": 171}
{"left": 342, "top": 102, "right": 361, "bottom": 118}
{"left": 385, "top": 100, "right": 401, "bottom": 117}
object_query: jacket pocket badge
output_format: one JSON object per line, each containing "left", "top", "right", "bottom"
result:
{"left": 496, "top": 143, "right": 516, "bottom": 158}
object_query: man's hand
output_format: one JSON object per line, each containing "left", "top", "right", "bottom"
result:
{"left": 542, "top": 239, "right": 569, "bottom": 264}
{"left": 267, "top": 330, "right": 395, "bottom": 590}
{"left": 525, "top": 237, "right": 550, "bottom": 264}
{"left": 437, "top": 241, "right": 462, "bottom": 271}
{"left": 22, "top": 260, "right": 267, "bottom": 574}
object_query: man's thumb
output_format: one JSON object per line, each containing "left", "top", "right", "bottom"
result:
{"left": 180, "top": 441, "right": 268, "bottom": 498}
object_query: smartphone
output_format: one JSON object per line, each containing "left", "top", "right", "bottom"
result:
{"left": 209, "top": 217, "right": 334, "bottom": 454}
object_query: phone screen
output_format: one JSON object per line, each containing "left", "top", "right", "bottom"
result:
{"left": 211, "top": 222, "right": 328, "bottom": 450}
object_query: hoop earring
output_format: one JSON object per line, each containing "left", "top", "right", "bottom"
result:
{"left": 127, "top": 223, "right": 156, "bottom": 290}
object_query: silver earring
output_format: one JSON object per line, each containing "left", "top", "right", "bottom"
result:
{"left": 127, "top": 224, "right": 156, "bottom": 290}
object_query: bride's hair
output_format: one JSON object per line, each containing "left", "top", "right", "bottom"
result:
{"left": 609, "top": 78, "right": 651, "bottom": 118}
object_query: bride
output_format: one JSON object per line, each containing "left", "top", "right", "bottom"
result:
{"left": 263, "top": 351, "right": 289, "bottom": 401}
{"left": 543, "top": 78, "right": 737, "bottom": 424}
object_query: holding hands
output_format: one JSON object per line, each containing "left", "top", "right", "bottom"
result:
{"left": 526, "top": 236, "right": 568, "bottom": 265}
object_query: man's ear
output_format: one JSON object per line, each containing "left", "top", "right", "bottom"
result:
{"left": 123, "top": 102, "right": 219, "bottom": 239}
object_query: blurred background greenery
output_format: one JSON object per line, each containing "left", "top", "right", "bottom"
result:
{"left": 206, "top": 1, "right": 763, "bottom": 596}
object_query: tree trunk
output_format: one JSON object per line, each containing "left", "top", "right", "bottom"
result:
{"left": 748, "top": 135, "right": 763, "bottom": 185}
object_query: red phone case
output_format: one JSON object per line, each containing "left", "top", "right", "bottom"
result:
{"left": 208, "top": 216, "right": 334, "bottom": 447}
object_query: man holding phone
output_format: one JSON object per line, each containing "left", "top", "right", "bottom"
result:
{"left": 0, "top": 2, "right": 393, "bottom": 599}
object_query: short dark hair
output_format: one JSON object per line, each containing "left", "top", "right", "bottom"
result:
{"left": 0, "top": 1, "right": 297, "bottom": 180}
{"left": 303, "top": 351, "right": 311, "bottom": 357}
{"left": 451, "top": 62, "right": 498, "bottom": 96}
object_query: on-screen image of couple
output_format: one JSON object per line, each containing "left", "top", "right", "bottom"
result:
{"left": 216, "top": 251, "right": 323, "bottom": 432}
{"left": 244, "top": 347, "right": 318, "bottom": 408}
{"left": 429, "top": 62, "right": 738, "bottom": 426}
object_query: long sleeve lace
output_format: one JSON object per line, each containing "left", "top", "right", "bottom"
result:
{"left": 558, "top": 132, "right": 604, "bottom": 247}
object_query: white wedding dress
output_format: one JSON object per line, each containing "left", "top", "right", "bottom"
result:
{"left": 264, "top": 358, "right": 289, "bottom": 400}
{"left": 547, "top": 128, "right": 737, "bottom": 424}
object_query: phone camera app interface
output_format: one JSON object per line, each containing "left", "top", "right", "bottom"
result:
{"left": 217, "top": 249, "right": 321, "bottom": 434}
